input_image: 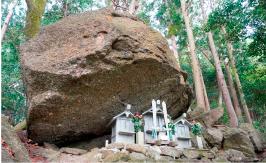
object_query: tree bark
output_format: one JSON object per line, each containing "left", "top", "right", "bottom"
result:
{"left": 218, "top": 81, "right": 223, "bottom": 106}
{"left": 165, "top": 0, "right": 181, "bottom": 69}
{"left": 25, "top": 0, "right": 47, "bottom": 42}
{"left": 181, "top": 0, "right": 206, "bottom": 109}
{"left": 14, "top": 119, "right": 26, "bottom": 131}
{"left": 128, "top": 0, "right": 139, "bottom": 15}
{"left": 171, "top": 35, "right": 181, "bottom": 69}
{"left": 221, "top": 26, "right": 252, "bottom": 124}
{"left": 200, "top": 0, "right": 238, "bottom": 126}
{"left": 197, "top": 46, "right": 222, "bottom": 107}
{"left": 224, "top": 58, "right": 242, "bottom": 119}
{"left": 1, "top": 0, "right": 19, "bottom": 42}
{"left": 64, "top": 1, "right": 68, "bottom": 17}
{"left": 198, "top": 59, "right": 211, "bottom": 111}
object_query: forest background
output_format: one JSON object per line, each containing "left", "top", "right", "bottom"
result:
{"left": 1, "top": 0, "right": 265, "bottom": 138}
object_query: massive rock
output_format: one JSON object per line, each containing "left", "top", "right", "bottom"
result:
{"left": 203, "top": 128, "right": 223, "bottom": 149}
{"left": 20, "top": 7, "right": 192, "bottom": 144}
{"left": 223, "top": 127, "right": 256, "bottom": 157}
{"left": 194, "top": 106, "right": 224, "bottom": 128}
{"left": 239, "top": 123, "right": 266, "bottom": 152}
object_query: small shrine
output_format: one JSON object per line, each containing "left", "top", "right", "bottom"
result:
{"left": 141, "top": 100, "right": 177, "bottom": 145}
{"left": 173, "top": 113, "right": 192, "bottom": 148}
{"left": 142, "top": 100, "right": 165, "bottom": 142}
{"left": 107, "top": 104, "right": 135, "bottom": 144}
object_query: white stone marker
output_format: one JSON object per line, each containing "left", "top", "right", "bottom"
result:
{"left": 162, "top": 101, "right": 170, "bottom": 141}
{"left": 196, "top": 135, "right": 203, "bottom": 149}
{"left": 136, "top": 131, "right": 144, "bottom": 145}
{"left": 105, "top": 140, "right": 108, "bottom": 147}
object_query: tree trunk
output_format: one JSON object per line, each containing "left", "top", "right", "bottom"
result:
{"left": 64, "top": 1, "right": 68, "bottom": 17}
{"left": 198, "top": 46, "right": 222, "bottom": 108}
{"left": 171, "top": 35, "right": 181, "bottom": 69}
{"left": 1, "top": 0, "right": 19, "bottom": 42}
{"left": 165, "top": 0, "right": 181, "bottom": 69}
{"left": 200, "top": 0, "right": 238, "bottom": 126}
{"left": 198, "top": 60, "right": 211, "bottom": 111}
{"left": 25, "top": 0, "right": 47, "bottom": 42}
{"left": 14, "top": 119, "right": 26, "bottom": 131}
{"left": 224, "top": 58, "right": 243, "bottom": 119}
{"left": 221, "top": 26, "right": 252, "bottom": 124}
{"left": 218, "top": 77, "right": 223, "bottom": 106}
{"left": 180, "top": 0, "right": 206, "bottom": 109}
{"left": 128, "top": 0, "right": 139, "bottom": 15}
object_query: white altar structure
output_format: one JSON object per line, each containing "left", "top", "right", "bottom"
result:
{"left": 142, "top": 100, "right": 167, "bottom": 142}
{"left": 173, "top": 113, "right": 192, "bottom": 148}
{"left": 107, "top": 104, "right": 135, "bottom": 144}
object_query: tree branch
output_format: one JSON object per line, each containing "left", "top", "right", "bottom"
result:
{"left": 186, "top": 0, "right": 193, "bottom": 11}
{"left": 1, "top": 0, "right": 19, "bottom": 42}
{"left": 197, "top": 45, "right": 215, "bottom": 67}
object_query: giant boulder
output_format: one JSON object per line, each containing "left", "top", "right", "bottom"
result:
{"left": 20, "top": 7, "right": 193, "bottom": 145}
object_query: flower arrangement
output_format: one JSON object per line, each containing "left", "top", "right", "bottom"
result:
{"left": 190, "top": 120, "right": 204, "bottom": 135}
{"left": 163, "top": 117, "right": 175, "bottom": 133}
{"left": 132, "top": 112, "right": 145, "bottom": 132}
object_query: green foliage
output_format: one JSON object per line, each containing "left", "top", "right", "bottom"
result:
{"left": 1, "top": 2, "right": 27, "bottom": 125}
{"left": 42, "top": 0, "right": 103, "bottom": 26}
{"left": 217, "top": 106, "right": 230, "bottom": 126}
{"left": 206, "top": 0, "right": 266, "bottom": 62}
{"left": 253, "top": 121, "right": 265, "bottom": 133}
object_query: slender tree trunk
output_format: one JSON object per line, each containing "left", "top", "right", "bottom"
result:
{"left": 198, "top": 46, "right": 222, "bottom": 107}
{"left": 211, "top": 0, "right": 222, "bottom": 107}
{"left": 25, "top": 0, "right": 47, "bottom": 41}
{"left": 64, "top": 1, "right": 68, "bottom": 17}
{"left": 1, "top": 0, "right": 19, "bottom": 42}
{"left": 171, "top": 35, "right": 181, "bottom": 69}
{"left": 221, "top": 27, "right": 252, "bottom": 124}
{"left": 218, "top": 82, "right": 223, "bottom": 106}
{"left": 224, "top": 58, "right": 242, "bottom": 119}
{"left": 200, "top": 0, "right": 238, "bottom": 126}
{"left": 128, "top": 0, "right": 139, "bottom": 15}
{"left": 165, "top": 0, "right": 181, "bottom": 69}
{"left": 198, "top": 60, "right": 211, "bottom": 111}
{"left": 181, "top": 0, "right": 206, "bottom": 109}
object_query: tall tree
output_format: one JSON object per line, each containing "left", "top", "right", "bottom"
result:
{"left": 221, "top": 27, "right": 252, "bottom": 124}
{"left": 199, "top": 0, "right": 238, "bottom": 126}
{"left": 180, "top": 0, "right": 206, "bottom": 110}
{"left": 224, "top": 58, "right": 242, "bottom": 120}
{"left": 1, "top": 0, "right": 19, "bottom": 42}
{"left": 25, "top": 0, "right": 47, "bottom": 41}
